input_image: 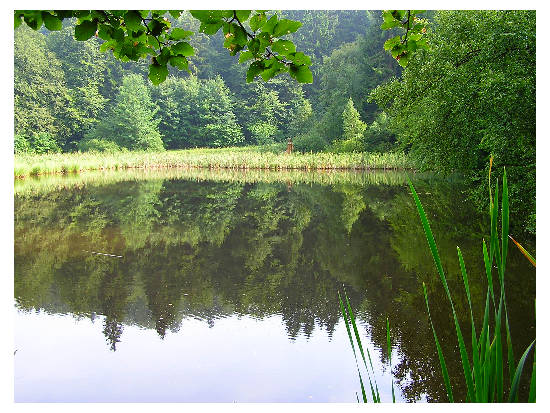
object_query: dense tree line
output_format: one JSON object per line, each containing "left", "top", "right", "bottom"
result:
{"left": 14, "top": 11, "right": 402, "bottom": 155}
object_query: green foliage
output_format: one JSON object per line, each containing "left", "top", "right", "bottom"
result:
{"left": 293, "top": 134, "right": 327, "bottom": 153}
{"left": 363, "top": 112, "right": 396, "bottom": 153}
{"left": 342, "top": 98, "right": 366, "bottom": 141}
{"left": 312, "top": 14, "right": 401, "bottom": 143}
{"left": 410, "top": 170, "right": 536, "bottom": 402}
{"left": 328, "top": 98, "right": 367, "bottom": 153}
{"left": 371, "top": 10, "right": 536, "bottom": 230}
{"left": 14, "top": 26, "right": 75, "bottom": 148}
{"left": 285, "top": 88, "right": 313, "bottom": 137}
{"left": 15, "top": 10, "right": 312, "bottom": 85}
{"left": 14, "top": 134, "right": 31, "bottom": 154}
{"left": 380, "top": 10, "right": 430, "bottom": 67}
{"left": 15, "top": 132, "right": 63, "bottom": 154}
{"left": 30, "top": 133, "right": 62, "bottom": 154}
{"left": 14, "top": 11, "right": 384, "bottom": 155}
{"left": 246, "top": 84, "right": 287, "bottom": 144}
{"left": 152, "top": 76, "right": 243, "bottom": 148}
{"left": 85, "top": 74, "right": 164, "bottom": 151}
{"left": 77, "top": 138, "right": 122, "bottom": 153}
{"left": 329, "top": 138, "right": 365, "bottom": 154}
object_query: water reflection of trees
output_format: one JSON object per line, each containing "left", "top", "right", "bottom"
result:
{"left": 14, "top": 175, "right": 535, "bottom": 402}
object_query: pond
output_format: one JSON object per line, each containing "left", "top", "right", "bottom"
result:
{"left": 14, "top": 169, "right": 535, "bottom": 402}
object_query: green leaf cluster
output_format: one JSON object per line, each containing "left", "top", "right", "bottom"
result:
{"left": 380, "top": 10, "right": 429, "bottom": 67}
{"left": 15, "top": 10, "right": 312, "bottom": 85}
{"left": 190, "top": 10, "right": 312, "bottom": 83}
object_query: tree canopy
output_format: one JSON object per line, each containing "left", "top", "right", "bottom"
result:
{"left": 15, "top": 10, "right": 426, "bottom": 85}
{"left": 14, "top": 10, "right": 314, "bottom": 85}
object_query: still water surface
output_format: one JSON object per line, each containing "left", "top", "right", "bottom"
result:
{"left": 14, "top": 169, "right": 535, "bottom": 402}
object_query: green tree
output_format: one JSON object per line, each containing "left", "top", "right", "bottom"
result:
{"left": 14, "top": 26, "right": 75, "bottom": 149}
{"left": 246, "top": 84, "right": 287, "bottom": 144}
{"left": 364, "top": 112, "right": 396, "bottom": 152}
{"left": 329, "top": 97, "right": 367, "bottom": 153}
{"left": 312, "top": 14, "right": 402, "bottom": 142}
{"left": 82, "top": 74, "right": 164, "bottom": 151}
{"left": 152, "top": 76, "right": 243, "bottom": 148}
{"left": 370, "top": 10, "right": 536, "bottom": 230}
{"left": 342, "top": 97, "right": 366, "bottom": 141}
{"left": 197, "top": 77, "right": 244, "bottom": 147}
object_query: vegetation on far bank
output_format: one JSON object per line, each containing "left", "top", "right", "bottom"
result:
{"left": 14, "top": 147, "right": 413, "bottom": 178}
{"left": 14, "top": 10, "right": 535, "bottom": 231}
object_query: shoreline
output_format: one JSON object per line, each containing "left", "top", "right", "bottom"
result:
{"left": 14, "top": 148, "right": 414, "bottom": 178}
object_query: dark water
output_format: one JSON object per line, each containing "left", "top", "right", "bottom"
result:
{"left": 14, "top": 169, "right": 535, "bottom": 402}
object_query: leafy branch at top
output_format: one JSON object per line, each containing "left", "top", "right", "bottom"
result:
{"left": 381, "top": 10, "right": 430, "bottom": 67}
{"left": 14, "top": 10, "right": 313, "bottom": 85}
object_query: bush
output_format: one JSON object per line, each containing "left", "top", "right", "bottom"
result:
{"left": 14, "top": 134, "right": 31, "bottom": 154}
{"left": 293, "top": 134, "right": 327, "bottom": 153}
{"left": 364, "top": 112, "right": 397, "bottom": 153}
{"left": 328, "top": 137, "right": 365, "bottom": 153}
{"left": 27, "top": 133, "right": 61, "bottom": 154}
{"left": 77, "top": 138, "right": 122, "bottom": 153}
{"left": 256, "top": 142, "right": 287, "bottom": 153}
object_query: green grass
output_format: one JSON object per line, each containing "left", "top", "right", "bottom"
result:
{"left": 339, "top": 290, "right": 394, "bottom": 403}
{"left": 14, "top": 147, "right": 414, "bottom": 178}
{"left": 411, "top": 167, "right": 535, "bottom": 402}
{"left": 341, "top": 167, "right": 536, "bottom": 402}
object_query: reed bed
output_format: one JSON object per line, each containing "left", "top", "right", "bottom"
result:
{"left": 14, "top": 148, "right": 413, "bottom": 178}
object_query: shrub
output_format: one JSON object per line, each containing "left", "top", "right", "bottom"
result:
{"left": 77, "top": 138, "right": 122, "bottom": 153}
{"left": 14, "top": 134, "right": 31, "bottom": 154}
{"left": 293, "top": 133, "right": 327, "bottom": 153}
{"left": 28, "top": 133, "right": 61, "bottom": 154}
{"left": 328, "top": 137, "right": 365, "bottom": 153}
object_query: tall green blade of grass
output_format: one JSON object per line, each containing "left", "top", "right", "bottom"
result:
{"left": 457, "top": 247, "right": 482, "bottom": 401}
{"left": 338, "top": 291, "right": 368, "bottom": 403}
{"left": 495, "top": 294, "right": 504, "bottom": 402}
{"left": 386, "top": 317, "right": 395, "bottom": 403}
{"left": 491, "top": 182, "right": 505, "bottom": 295}
{"left": 508, "top": 340, "right": 536, "bottom": 402}
{"left": 501, "top": 169, "right": 509, "bottom": 274}
{"left": 479, "top": 289, "right": 491, "bottom": 400}
{"left": 528, "top": 348, "right": 536, "bottom": 403}
{"left": 422, "top": 282, "right": 454, "bottom": 402}
{"left": 408, "top": 177, "right": 475, "bottom": 402}
{"left": 483, "top": 321, "right": 491, "bottom": 402}
{"left": 482, "top": 240, "right": 496, "bottom": 310}
{"left": 344, "top": 293, "right": 380, "bottom": 402}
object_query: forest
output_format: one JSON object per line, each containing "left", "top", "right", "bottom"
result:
{"left": 14, "top": 10, "right": 536, "bottom": 232}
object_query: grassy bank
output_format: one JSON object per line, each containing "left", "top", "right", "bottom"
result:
{"left": 14, "top": 147, "right": 413, "bottom": 178}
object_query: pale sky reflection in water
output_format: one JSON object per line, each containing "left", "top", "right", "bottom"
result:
{"left": 14, "top": 309, "right": 406, "bottom": 402}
